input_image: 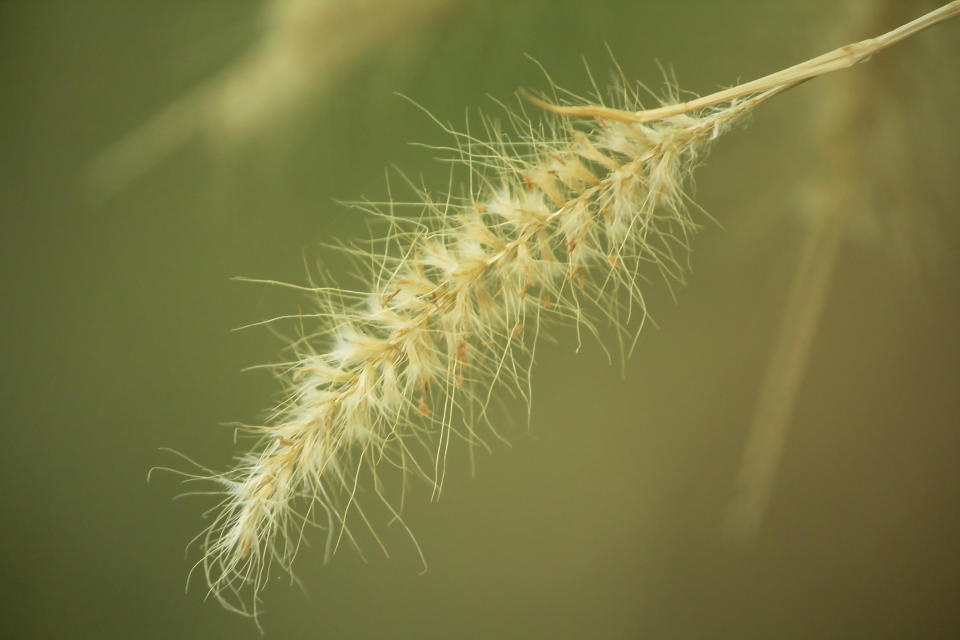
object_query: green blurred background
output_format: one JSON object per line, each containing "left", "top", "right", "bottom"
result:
{"left": 2, "top": 1, "right": 959, "bottom": 637}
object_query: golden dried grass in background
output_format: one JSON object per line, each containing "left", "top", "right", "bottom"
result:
{"left": 89, "top": 0, "right": 460, "bottom": 193}
{"left": 728, "top": 0, "right": 960, "bottom": 535}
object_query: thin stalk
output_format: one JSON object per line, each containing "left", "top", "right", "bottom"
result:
{"left": 526, "top": 1, "right": 960, "bottom": 123}
{"left": 725, "top": 213, "right": 844, "bottom": 535}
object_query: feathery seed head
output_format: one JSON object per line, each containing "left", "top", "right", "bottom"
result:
{"left": 191, "top": 72, "right": 761, "bottom": 617}
{"left": 168, "top": 3, "right": 960, "bottom": 619}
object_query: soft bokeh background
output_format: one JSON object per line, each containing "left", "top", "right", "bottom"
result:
{"left": 2, "top": 1, "right": 958, "bottom": 637}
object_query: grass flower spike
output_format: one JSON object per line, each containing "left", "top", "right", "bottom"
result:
{"left": 186, "top": 2, "right": 960, "bottom": 617}
{"left": 203, "top": 74, "right": 751, "bottom": 615}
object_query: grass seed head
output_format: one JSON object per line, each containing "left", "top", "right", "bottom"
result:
{"left": 191, "top": 72, "right": 759, "bottom": 616}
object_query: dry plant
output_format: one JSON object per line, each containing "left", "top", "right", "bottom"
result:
{"left": 173, "top": 2, "right": 959, "bottom": 619}
{"left": 90, "top": 0, "right": 459, "bottom": 193}
{"left": 726, "top": 0, "right": 960, "bottom": 535}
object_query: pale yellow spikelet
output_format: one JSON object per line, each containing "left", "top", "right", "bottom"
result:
{"left": 184, "top": 1, "right": 960, "bottom": 618}
{"left": 196, "top": 77, "right": 761, "bottom": 616}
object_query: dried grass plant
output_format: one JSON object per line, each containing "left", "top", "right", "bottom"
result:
{"left": 90, "top": 0, "right": 459, "bottom": 193}
{"left": 173, "top": 2, "right": 959, "bottom": 618}
{"left": 727, "top": 0, "right": 960, "bottom": 535}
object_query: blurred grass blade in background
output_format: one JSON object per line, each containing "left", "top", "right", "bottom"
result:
{"left": 88, "top": 0, "right": 461, "bottom": 194}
